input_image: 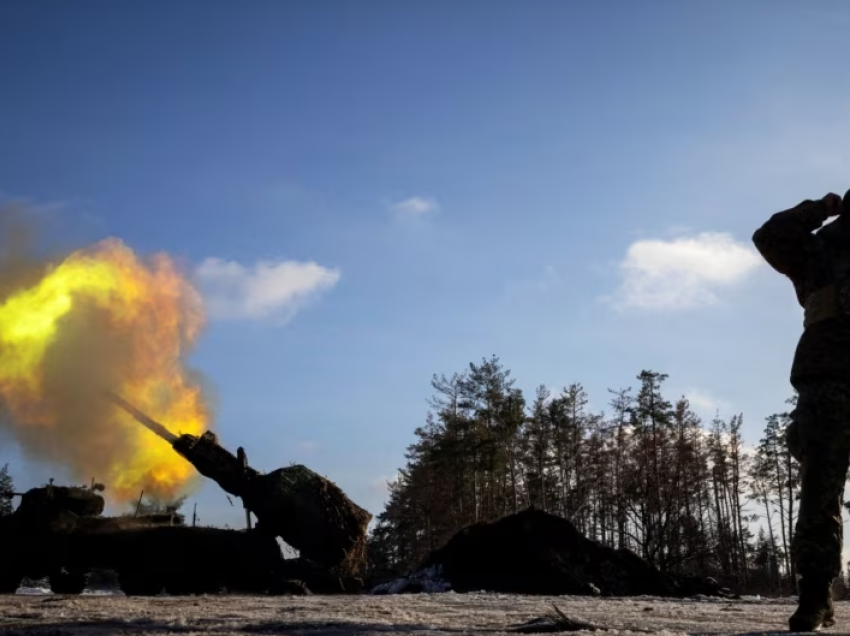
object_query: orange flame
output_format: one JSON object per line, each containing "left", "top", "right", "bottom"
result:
{"left": 0, "top": 237, "right": 209, "bottom": 503}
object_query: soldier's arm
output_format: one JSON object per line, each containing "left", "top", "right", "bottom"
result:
{"left": 752, "top": 196, "right": 838, "bottom": 278}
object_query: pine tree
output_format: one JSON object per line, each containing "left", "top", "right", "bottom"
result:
{"left": 750, "top": 406, "right": 800, "bottom": 590}
{"left": 606, "top": 387, "right": 633, "bottom": 550}
{"left": 629, "top": 370, "right": 674, "bottom": 570}
{"left": 0, "top": 463, "right": 14, "bottom": 516}
{"left": 521, "top": 385, "right": 554, "bottom": 512}
{"left": 752, "top": 527, "right": 780, "bottom": 591}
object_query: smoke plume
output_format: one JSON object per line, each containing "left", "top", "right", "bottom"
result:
{"left": 0, "top": 204, "right": 212, "bottom": 504}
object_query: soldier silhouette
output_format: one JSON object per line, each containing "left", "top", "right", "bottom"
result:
{"left": 753, "top": 190, "right": 850, "bottom": 631}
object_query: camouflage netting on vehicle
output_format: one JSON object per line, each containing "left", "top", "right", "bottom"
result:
{"left": 245, "top": 465, "right": 372, "bottom": 575}
{"left": 170, "top": 431, "right": 371, "bottom": 573}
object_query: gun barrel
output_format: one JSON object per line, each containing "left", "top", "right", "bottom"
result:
{"left": 105, "top": 391, "right": 178, "bottom": 443}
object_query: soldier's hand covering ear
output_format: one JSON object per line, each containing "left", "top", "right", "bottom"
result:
{"left": 821, "top": 192, "right": 842, "bottom": 215}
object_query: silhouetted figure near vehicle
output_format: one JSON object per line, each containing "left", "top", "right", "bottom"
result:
{"left": 753, "top": 191, "right": 850, "bottom": 631}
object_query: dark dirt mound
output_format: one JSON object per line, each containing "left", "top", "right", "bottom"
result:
{"left": 404, "top": 507, "right": 735, "bottom": 598}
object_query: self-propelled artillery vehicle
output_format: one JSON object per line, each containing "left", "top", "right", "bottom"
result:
{"left": 105, "top": 392, "right": 372, "bottom": 577}
{"left": 0, "top": 484, "right": 291, "bottom": 595}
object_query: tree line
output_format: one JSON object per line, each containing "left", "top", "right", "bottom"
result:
{"left": 367, "top": 356, "right": 817, "bottom": 595}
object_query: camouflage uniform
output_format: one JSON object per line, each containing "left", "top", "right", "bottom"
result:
{"left": 753, "top": 195, "right": 850, "bottom": 583}
{"left": 786, "top": 380, "right": 850, "bottom": 579}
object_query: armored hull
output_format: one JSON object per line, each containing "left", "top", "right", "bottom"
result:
{"left": 0, "top": 486, "right": 291, "bottom": 595}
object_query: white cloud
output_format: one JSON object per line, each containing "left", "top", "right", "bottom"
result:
{"left": 606, "top": 232, "right": 762, "bottom": 310}
{"left": 390, "top": 196, "right": 439, "bottom": 217}
{"left": 194, "top": 258, "right": 340, "bottom": 321}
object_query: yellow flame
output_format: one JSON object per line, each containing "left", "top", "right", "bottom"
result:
{"left": 0, "top": 237, "right": 208, "bottom": 503}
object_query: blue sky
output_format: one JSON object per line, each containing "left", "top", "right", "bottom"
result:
{"left": 2, "top": 1, "right": 850, "bottom": 534}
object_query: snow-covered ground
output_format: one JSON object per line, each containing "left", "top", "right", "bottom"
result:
{"left": 372, "top": 564, "right": 452, "bottom": 594}
{"left": 0, "top": 591, "right": 822, "bottom": 635}
{"left": 13, "top": 576, "right": 126, "bottom": 598}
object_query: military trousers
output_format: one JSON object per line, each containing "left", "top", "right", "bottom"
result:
{"left": 787, "top": 380, "right": 850, "bottom": 580}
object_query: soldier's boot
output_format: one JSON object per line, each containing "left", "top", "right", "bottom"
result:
{"left": 789, "top": 577, "right": 835, "bottom": 632}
